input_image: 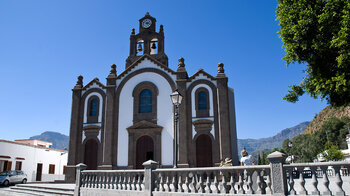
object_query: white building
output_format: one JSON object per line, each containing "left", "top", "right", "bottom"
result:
{"left": 0, "top": 139, "right": 68, "bottom": 182}
{"left": 341, "top": 134, "right": 350, "bottom": 161}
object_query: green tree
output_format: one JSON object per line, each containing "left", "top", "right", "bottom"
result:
{"left": 276, "top": 0, "right": 350, "bottom": 106}
{"left": 323, "top": 143, "right": 345, "bottom": 161}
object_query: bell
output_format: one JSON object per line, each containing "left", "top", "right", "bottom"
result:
{"left": 151, "top": 42, "right": 157, "bottom": 49}
{"left": 137, "top": 43, "right": 143, "bottom": 52}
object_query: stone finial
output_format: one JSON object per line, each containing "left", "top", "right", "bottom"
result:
{"left": 109, "top": 64, "right": 117, "bottom": 76}
{"left": 218, "top": 62, "right": 224, "bottom": 74}
{"left": 159, "top": 25, "right": 164, "bottom": 33}
{"left": 145, "top": 12, "right": 150, "bottom": 16}
{"left": 131, "top": 28, "right": 135, "bottom": 35}
{"left": 142, "top": 160, "right": 158, "bottom": 169}
{"left": 178, "top": 57, "right": 185, "bottom": 68}
{"left": 74, "top": 75, "right": 83, "bottom": 89}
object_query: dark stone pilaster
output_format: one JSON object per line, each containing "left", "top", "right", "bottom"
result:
{"left": 176, "top": 58, "right": 189, "bottom": 167}
{"left": 99, "top": 65, "right": 117, "bottom": 170}
{"left": 66, "top": 76, "right": 83, "bottom": 182}
{"left": 216, "top": 63, "right": 232, "bottom": 160}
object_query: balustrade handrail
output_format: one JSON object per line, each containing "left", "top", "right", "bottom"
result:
{"left": 153, "top": 165, "right": 270, "bottom": 173}
{"left": 283, "top": 161, "right": 350, "bottom": 168}
{"left": 81, "top": 169, "right": 144, "bottom": 174}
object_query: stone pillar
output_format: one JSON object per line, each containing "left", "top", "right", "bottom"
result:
{"left": 99, "top": 64, "right": 117, "bottom": 170}
{"left": 176, "top": 58, "right": 189, "bottom": 167}
{"left": 216, "top": 63, "right": 232, "bottom": 160}
{"left": 267, "top": 151, "right": 287, "bottom": 196}
{"left": 143, "top": 160, "right": 158, "bottom": 196}
{"left": 66, "top": 76, "right": 83, "bottom": 183}
{"left": 74, "top": 163, "right": 87, "bottom": 196}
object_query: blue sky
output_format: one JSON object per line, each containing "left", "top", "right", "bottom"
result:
{"left": 0, "top": 0, "right": 327, "bottom": 141}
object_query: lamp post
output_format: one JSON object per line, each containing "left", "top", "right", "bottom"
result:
{"left": 170, "top": 89, "right": 183, "bottom": 168}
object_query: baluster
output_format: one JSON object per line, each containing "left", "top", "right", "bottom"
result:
{"left": 128, "top": 173, "right": 133, "bottom": 190}
{"left": 246, "top": 170, "right": 253, "bottom": 194}
{"left": 310, "top": 167, "right": 320, "bottom": 195}
{"left": 333, "top": 165, "right": 345, "bottom": 196}
{"left": 238, "top": 170, "right": 245, "bottom": 194}
{"left": 164, "top": 172, "right": 170, "bottom": 192}
{"left": 90, "top": 174, "right": 94, "bottom": 188}
{"left": 159, "top": 173, "right": 164, "bottom": 192}
{"left": 95, "top": 173, "right": 99, "bottom": 189}
{"left": 101, "top": 173, "right": 104, "bottom": 189}
{"left": 136, "top": 173, "right": 141, "bottom": 191}
{"left": 177, "top": 173, "right": 183, "bottom": 192}
{"left": 103, "top": 173, "right": 107, "bottom": 189}
{"left": 130, "top": 173, "right": 135, "bottom": 190}
{"left": 141, "top": 174, "right": 145, "bottom": 191}
{"left": 265, "top": 170, "right": 272, "bottom": 194}
{"left": 189, "top": 172, "right": 196, "bottom": 193}
{"left": 121, "top": 174, "right": 125, "bottom": 190}
{"left": 170, "top": 172, "right": 177, "bottom": 192}
{"left": 288, "top": 168, "right": 296, "bottom": 195}
{"left": 229, "top": 171, "right": 236, "bottom": 194}
{"left": 204, "top": 172, "right": 212, "bottom": 193}
{"left": 183, "top": 172, "right": 189, "bottom": 193}
{"left": 80, "top": 173, "right": 85, "bottom": 188}
{"left": 220, "top": 169, "right": 227, "bottom": 194}
{"left": 117, "top": 174, "right": 122, "bottom": 190}
{"left": 255, "top": 169, "right": 262, "bottom": 194}
{"left": 197, "top": 171, "right": 204, "bottom": 193}
{"left": 211, "top": 171, "right": 219, "bottom": 193}
{"left": 297, "top": 167, "right": 307, "bottom": 195}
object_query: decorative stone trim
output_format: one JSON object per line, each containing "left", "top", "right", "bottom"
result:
{"left": 82, "top": 78, "right": 106, "bottom": 90}
{"left": 86, "top": 95, "right": 99, "bottom": 123}
{"left": 192, "top": 119, "right": 213, "bottom": 134}
{"left": 188, "top": 68, "right": 216, "bottom": 81}
{"left": 126, "top": 120, "right": 163, "bottom": 168}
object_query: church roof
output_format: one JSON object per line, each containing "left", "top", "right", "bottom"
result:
{"left": 188, "top": 68, "right": 216, "bottom": 81}
{"left": 83, "top": 77, "right": 106, "bottom": 90}
{"left": 117, "top": 54, "right": 176, "bottom": 80}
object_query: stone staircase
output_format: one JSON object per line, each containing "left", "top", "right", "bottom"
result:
{"left": 5, "top": 183, "right": 74, "bottom": 196}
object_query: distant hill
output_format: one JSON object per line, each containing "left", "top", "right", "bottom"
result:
{"left": 304, "top": 105, "right": 350, "bottom": 134}
{"left": 30, "top": 131, "right": 69, "bottom": 150}
{"left": 237, "top": 121, "right": 309, "bottom": 156}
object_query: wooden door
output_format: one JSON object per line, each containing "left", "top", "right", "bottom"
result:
{"left": 196, "top": 134, "right": 213, "bottom": 167}
{"left": 84, "top": 139, "right": 98, "bottom": 170}
{"left": 136, "top": 135, "right": 154, "bottom": 169}
{"left": 36, "top": 163, "right": 42, "bottom": 181}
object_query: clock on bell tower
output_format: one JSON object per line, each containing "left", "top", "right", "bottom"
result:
{"left": 126, "top": 12, "right": 168, "bottom": 68}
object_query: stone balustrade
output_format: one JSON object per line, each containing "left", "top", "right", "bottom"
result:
{"left": 74, "top": 152, "right": 350, "bottom": 196}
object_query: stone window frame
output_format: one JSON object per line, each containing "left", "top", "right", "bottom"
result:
{"left": 132, "top": 82, "right": 159, "bottom": 124}
{"left": 87, "top": 95, "right": 100, "bottom": 123}
{"left": 195, "top": 87, "right": 210, "bottom": 117}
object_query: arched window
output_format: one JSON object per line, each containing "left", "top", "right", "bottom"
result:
{"left": 89, "top": 99, "right": 98, "bottom": 116}
{"left": 195, "top": 88, "right": 210, "bottom": 117}
{"left": 198, "top": 91, "right": 208, "bottom": 110}
{"left": 87, "top": 96, "right": 99, "bottom": 123}
{"left": 139, "top": 89, "right": 152, "bottom": 113}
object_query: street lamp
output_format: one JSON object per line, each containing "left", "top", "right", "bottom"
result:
{"left": 170, "top": 89, "right": 183, "bottom": 168}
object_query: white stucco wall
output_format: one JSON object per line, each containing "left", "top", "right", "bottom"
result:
{"left": 0, "top": 140, "right": 68, "bottom": 182}
{"left": 117, "top": 71, "right": 174, "bottom": 166}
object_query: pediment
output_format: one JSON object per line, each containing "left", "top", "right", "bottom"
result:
{"left": 83, "top": 78, "right": 106, "bottom": 90}
{"left": 117, "top": 54, "right": 176, "bottom": 80}
{"left": 189, "top": 69, "right": 216, "bottom": 82}
{"left": 127, "top": 120, "right": 163, "bottom": 134}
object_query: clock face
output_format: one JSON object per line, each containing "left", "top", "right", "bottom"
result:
{"left": 142, "top": 19, "right": 152, "bottom": 28}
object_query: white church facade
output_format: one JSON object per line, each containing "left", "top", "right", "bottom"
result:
{"left": 66, "top": 13, "right": 238, "bottom": 182}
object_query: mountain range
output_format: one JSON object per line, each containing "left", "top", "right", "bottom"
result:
{"left": 30, "top": 131, "right": 69, "bottom": 150}
{"left": 237, "top": 121, "right": 309, "bottom": 156}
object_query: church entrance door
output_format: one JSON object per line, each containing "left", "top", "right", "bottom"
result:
{"left": 136, "top": 135, "right": 154, "bottom": 169}
{"left": 196, "top": 134, "right": 212, "bottom": 167}
{"left": 84, "top": 139, "right": 98, "bottom": 170}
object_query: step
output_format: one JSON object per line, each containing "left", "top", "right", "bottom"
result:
{"left": 10, "top": 186, "right": 74, "bottom": 196}
{"left": 16, "top": 183, "right": 74, "bottom": 192}
{"left": 1, "top": 188, "right": 44, "bottom": 196}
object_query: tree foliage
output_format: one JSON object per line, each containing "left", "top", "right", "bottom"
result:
{"left": 323, "top": 143, "right": 345, "bottom": 161}
{"left": 281, "top": 116, "right": 349, "bottom": 162}
{"left": 277, "top": 0, "right": 350, "bottom": 106}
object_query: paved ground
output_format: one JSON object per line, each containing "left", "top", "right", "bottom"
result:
{"left": 0, "top": 183, "right": 75, "bottom": 196}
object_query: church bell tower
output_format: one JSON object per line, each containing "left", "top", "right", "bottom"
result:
{"left": 126, "top": 13, "right": 168, "bottom": 68}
